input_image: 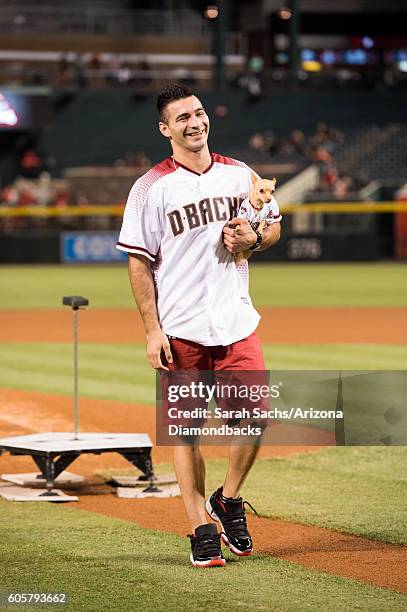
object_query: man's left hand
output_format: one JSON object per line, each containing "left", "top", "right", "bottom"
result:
{"left": 223, "top": 218, "right": 256, "bottom": 254}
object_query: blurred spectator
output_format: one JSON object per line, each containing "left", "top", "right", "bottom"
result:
{"left": 55, "top": 187, "right": 69, "bottom": 208}
{"left": 1, "top": 183, "right": 19, "bottom": 206}
{"left": 115, "top": 150, "right": 151, "bottom": 168}
{"left": 247, "top": 73, "right": 262, "bottom": 101}
{"left": 249, "top": 122, "right": 343, "bottom": 165}
{"left": 321, "top": 164, "right": 338, "bottom": 193}
{"left": 289, "top": 129, "right": 307, "bottom": 155}
{"left": 313, "top": 146, "right": 332, "bottom": 165}
{"left": 333, "top": 175, "right": 353, "bottom": 198}
{"left": 248, "top": 132, "right": 266, "bottom": 152}
{"left": 72, "top": 53, "right": 88, "bottom": 89}
{"left": 36, "top": 172, "right": 55, "bottom": 206}
{"left": 55, "top": 54, "right": 76, "bottom": 89}
{"left": 106, "top": 55, "right": 131, "bottom": 85}
{"left": 247, "top": 122, "right": 356, "bottom": 196}
{"left": 132, "top": 151, "right": 151, "bottom": 167}
{"left": 89, "top": 54, "right": 101, "bottom": 71}
{"left": 235, "top": 55, "right": 265, "bottom": 101}
{"left": 137, "top": 58, "right": 152, "bottom": 88}
{"left": 1, "top": 176, "right": 70, "bottom": 209}
{"left": 20, "top": 150, "right": 43, "bottom": 179}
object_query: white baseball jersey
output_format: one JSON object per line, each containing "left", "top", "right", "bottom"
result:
{"left": 117, "top": 153, "right": 281, "bottom": 346}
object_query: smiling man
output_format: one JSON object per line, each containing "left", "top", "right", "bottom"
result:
{"left": 117, "top": 84, "right": 281, "bottom": 567}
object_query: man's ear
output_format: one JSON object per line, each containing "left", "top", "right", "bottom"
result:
{"left": 159, "top": 121, "right": 171, "bottom": 139}
{"left": 251, "top": 172, "right": 257, "bottom": 186}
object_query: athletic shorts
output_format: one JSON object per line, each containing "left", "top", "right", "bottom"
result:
{"left": 159, "top": 331, "right": 270, "bottom": 427}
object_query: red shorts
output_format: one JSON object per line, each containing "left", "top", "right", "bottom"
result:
{"left": 166, "top": 331, "right": 265, "bottom": 371}
{"left": 159, "top": 332, "right": 269, "bottom": 429}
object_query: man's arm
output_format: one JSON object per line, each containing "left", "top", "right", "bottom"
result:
{"left": 258, "top": 221, "right": 281, "bottom": 250}
{"left": 223, "top": 219, "right": 281, "bottom": 254}
{"left": 128, "top": 254, "right": 172, "bottom": 370}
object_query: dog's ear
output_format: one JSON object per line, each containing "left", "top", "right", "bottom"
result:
{"left": 251, "top": 173, "right": 258, "bottom": 186}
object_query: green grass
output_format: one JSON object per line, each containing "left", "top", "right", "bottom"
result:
{"left": 0, "top": 265, "right": 133, "bottom": 310}
{"left": 203, "top": 448, "right": 407, "bottom": 545}
{"left": 250, "top": 262, "right": 407, "bottom": 307}
{"left": 0, "top": 342, "right": 406, "bottom": 403}
{"left": 0, "top": 263, "right": 406, "bottom": 308}
{"left": 0, "top": 342, "right": 154, "bottom": 404}
{"left": 0, "top": 501, "right": 405, "bottom": 612}
{"left": 262, "top": 344, "right": 407, "bottom": 370}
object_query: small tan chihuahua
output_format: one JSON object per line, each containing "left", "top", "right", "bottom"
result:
{"left": 235, "top": 173, "right": 277, "bottom": 264}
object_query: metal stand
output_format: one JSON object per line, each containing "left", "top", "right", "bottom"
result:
{"left": 34, "top": 452, "right": 79, "bottom": 495}
{"left": 1, "top": 434, "right": 156, "bottom": 497}
{"left": 121, "top": 450, "right": 160, "bottom": 493}
{"left": 0, "top": 295, "right": 160, "bottom": 500}
{"left": 63, "top": 295, "right": 89, "bottom": 440}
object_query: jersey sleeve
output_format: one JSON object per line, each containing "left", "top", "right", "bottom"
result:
{"left": 116, "top": 176, "right": 162, "bottom": 262}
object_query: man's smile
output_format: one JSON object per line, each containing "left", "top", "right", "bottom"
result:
{"left": 185, "top": 129, "right": 206, "bottom": 137}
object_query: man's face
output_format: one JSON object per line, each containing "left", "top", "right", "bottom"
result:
{"left": 159, "top": 96, "right": 210, "bottom": 152}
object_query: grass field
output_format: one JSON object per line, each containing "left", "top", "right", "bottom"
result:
{"left": 1, "top": 501, "right": 406, "bottom": 612}
{"left": 1, "top": 502, "right": 406, "bottom": 612}
{"left": 0, "top": 263, "right": 406, "bottom": 611}
{"left": 0, "top": 262, "right": 406, "bottom": 308}
{"left": 1, "top": 342, "right": 407, "bottom": 402}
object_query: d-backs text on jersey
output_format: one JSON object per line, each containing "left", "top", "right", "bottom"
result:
{"left": 167, "top": 196, "right": 244, "bottom": 237}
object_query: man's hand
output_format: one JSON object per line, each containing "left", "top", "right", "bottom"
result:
{"left": 223, "top": 218, "right": 257, "bottom": 254}
{"left": 146, "top": 329, "right": 173, "bottom": 371}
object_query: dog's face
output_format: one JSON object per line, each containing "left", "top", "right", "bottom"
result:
{"left": 249, "top": 173, "right": 276, "bottom": 211}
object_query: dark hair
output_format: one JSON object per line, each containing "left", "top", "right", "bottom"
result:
{"left": 156, "top": 83, "right": 195, "bottom": 123}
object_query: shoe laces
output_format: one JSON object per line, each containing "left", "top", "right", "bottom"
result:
{"left": 188, "top": 531, "right": 222, "bottom": 557}
{"left": 221, "top": 500, "right": 260, "bottom": 539}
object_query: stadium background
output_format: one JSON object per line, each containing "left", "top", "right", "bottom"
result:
{"left": 0, "top": 1, "right": 406, "bottom": 610}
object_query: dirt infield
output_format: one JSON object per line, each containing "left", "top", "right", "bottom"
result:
{"left": 1, "top": 306, "right": 407, "bottom": 343}
{"left": 0, "top": 388, "right": 406, "bottom": 594}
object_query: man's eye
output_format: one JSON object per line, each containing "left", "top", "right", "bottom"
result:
{"left": 260, "top": 189, "right": 264, "bottom": 193}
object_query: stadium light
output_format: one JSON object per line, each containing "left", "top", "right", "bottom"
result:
{"left": 204, "top": 5, "right": 219, "bottom": 19}
{"left": 278, "top": 6, "right": 293, "bottom": 20}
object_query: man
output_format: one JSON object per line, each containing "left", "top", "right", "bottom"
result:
{"left": 117, "top": 84, "right": 281, "bottom": 567}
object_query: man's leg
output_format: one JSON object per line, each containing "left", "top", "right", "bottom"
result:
{"left": 206, "top": 332, "right": 266, "bottom": 556}
{"left": 205, "top": 441, "right": 261, "bottom": 557}
{"left": 173, "top": 443, "right": 207, "bottom": 532}
{"left": 164, "top": 341, "right": 225, "bottom": 566}
{"left": 223, "top": 443, "right": 260, "bottom": 499}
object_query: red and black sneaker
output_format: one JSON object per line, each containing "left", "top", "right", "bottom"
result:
{"left": 205, "top": 487, "right": 258, "bottom": 556}
{"left": 188, "top": 523, "right": 226, "bottom": 568}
